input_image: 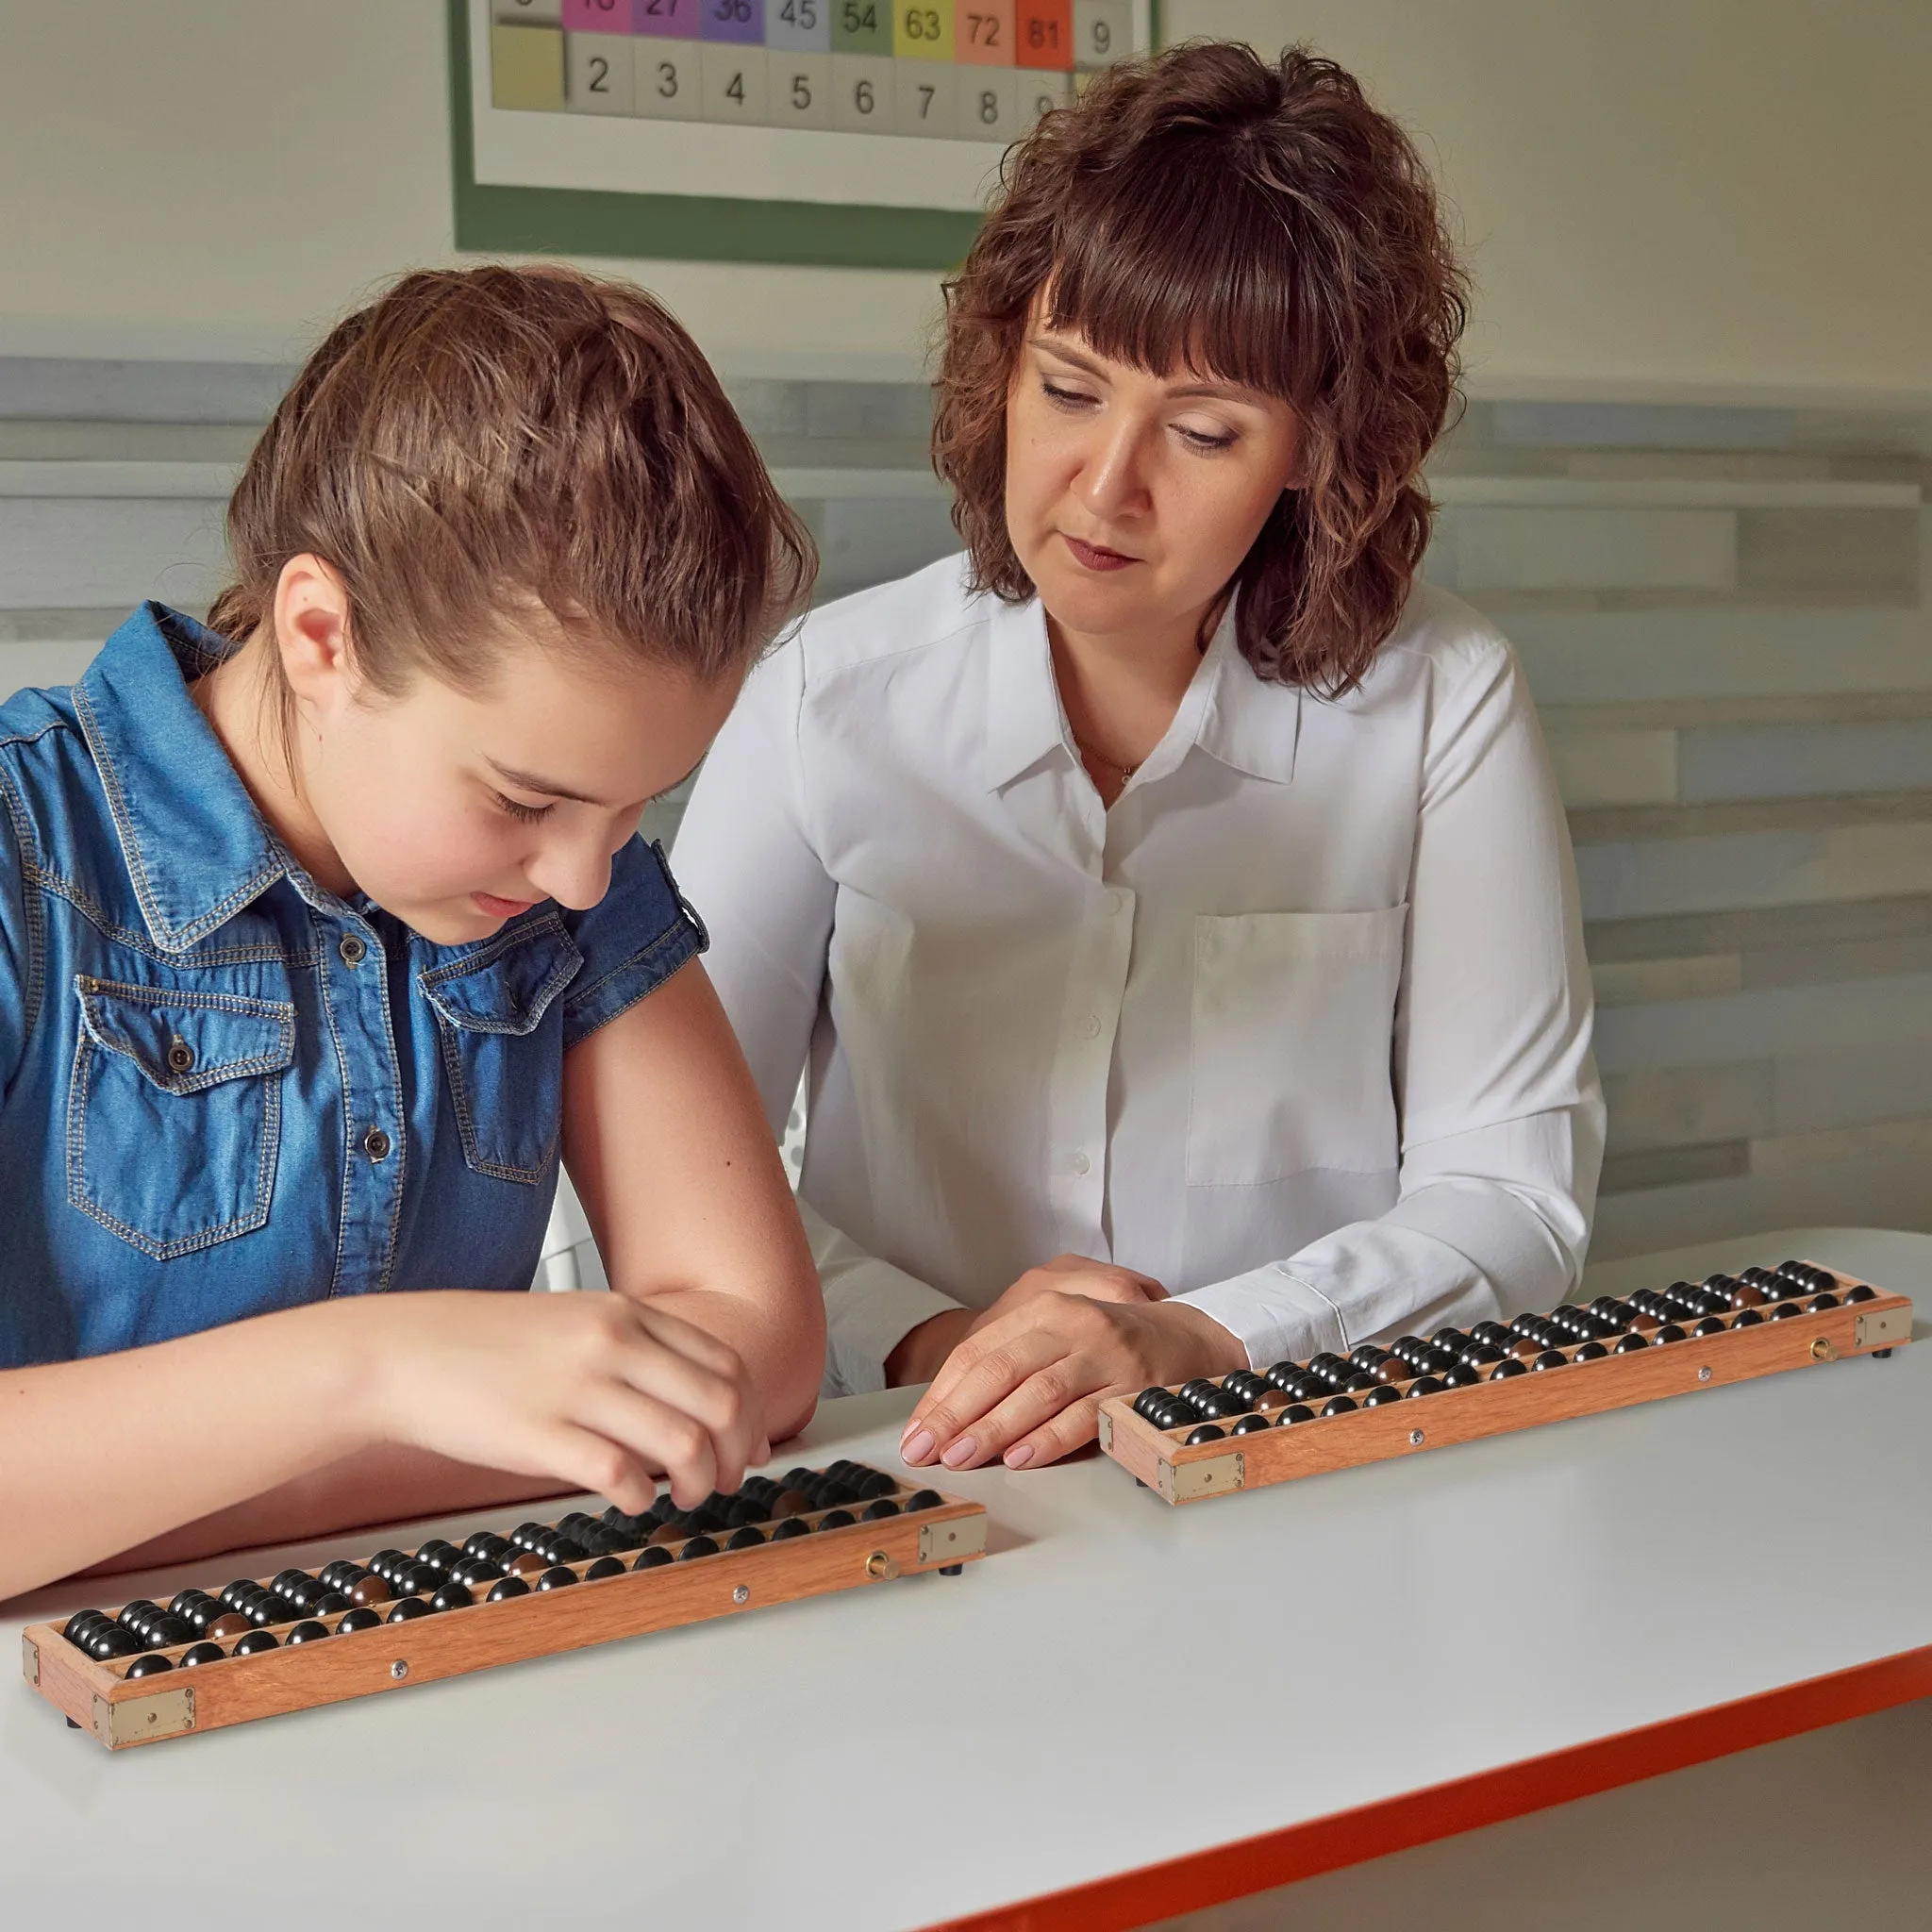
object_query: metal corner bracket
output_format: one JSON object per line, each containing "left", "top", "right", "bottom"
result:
{"left": 92, "top": 1686, "right": 194, "bottom": 1748}
{"left": 1158, "top": 1452, "right": 1245, "bottom": 1504}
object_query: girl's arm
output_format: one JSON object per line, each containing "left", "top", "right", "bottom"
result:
{"left": 0, "top": 1281, "right": 767, "bottom": 1604}
{"left": 561, "top": 958, "right": 825, "bottom": 1443}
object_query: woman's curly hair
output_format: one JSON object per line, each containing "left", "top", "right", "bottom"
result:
{"left": 933, "top": 41, "right": 1468, "bottom": 694}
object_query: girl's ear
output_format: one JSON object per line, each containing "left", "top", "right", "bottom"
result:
{"left": 272, "top": 555, "right": 358, "bottom": 715}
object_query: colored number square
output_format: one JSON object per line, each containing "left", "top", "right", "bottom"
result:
{"left": 565, "top": 31, "right": 636, "bottom": 109}
{"left": 1016, "top": 65, "right": 1068, "bottom": 125}
{"left": 767, "top": 51, "right": 834, "bottom": 125}
{"left": 633, "top": 0, "right": 699, "bottom": 37}
{"left": 891, "top": 55, "right": 955, "bottom": 132}
{"left": 491, "top": 23, "right": 565, "bottom": 108}
{"left": 702, "top": 0, "right": 764, "bottom": 42}
{"left": 563, "top": 0, "right": 629, "bottom": 27}
{"left": 701, "top": 42, "right": 769, "bottom": 117}
{"left": 892, "top": 0, "right": 953, "bottom": 61}
{"left": 1015, "top": 0, "right": 1070, "bottom": 72}
{"left": 495, "top": 0, "right": 564, "bottom": 25}
{"left": 955, "top": 64, "right": 1019, "bottom": 139}
{"left": 831, "top": 52, "right": 896, "bottom": 129}
{"left": 634, "top": 37, "right": 703, "bottom": 113}
{"left": 1071, "top": 0, "right": 1126, "bottom": 69}
{"left": 830, "top": 0, "right": 892, "bottom": 54}
{"left": 956, "top": 0, "right": 1014, "bottom": 65}
{"left": 766, "top": 0, "right": 830, "bottom": 52}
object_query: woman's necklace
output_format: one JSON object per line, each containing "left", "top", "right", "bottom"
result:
{"left": 1069, "top": 724, "right": 1140, "bottom": 787}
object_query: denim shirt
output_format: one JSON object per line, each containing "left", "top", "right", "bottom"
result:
{"left": 0, "top": 604, "right": 706, "bottom": 1368}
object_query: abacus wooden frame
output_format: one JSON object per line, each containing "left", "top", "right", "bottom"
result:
{"left": 22, "top": 1491, "right": 987, "bottom": 1750}
{"left": 1097, "top": 1269, "right": 1912, "bottom": 1505}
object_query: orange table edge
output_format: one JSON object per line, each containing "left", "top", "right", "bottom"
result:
{"left": 926, "top": 1641, "right": 1932, "bottom": 1932}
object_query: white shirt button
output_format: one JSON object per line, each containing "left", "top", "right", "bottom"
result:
{"left": 1107, "top": 890, "right": 1125, "bottom": 914}
{"left": 1081, "top": 1013, "right": 1102, "bottom": 1040}
{"left": 1072, "top": 1151, "right": 1091, "bottom": 1176}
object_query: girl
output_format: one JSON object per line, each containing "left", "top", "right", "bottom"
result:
{"left": 674, "top": 43, "right": 1604, "bottom": 1473}
{"left": 0, "top": 266, "right": 824, "bottom": 1600}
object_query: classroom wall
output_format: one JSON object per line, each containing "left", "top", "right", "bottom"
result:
{"left": 0, "top": 0, "right": 1927, "bottom": 397}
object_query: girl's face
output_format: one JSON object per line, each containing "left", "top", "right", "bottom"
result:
{"left": 1003, "top": 307, "right": 1305, "bottom": 645}
{"left": 270, "top": 564, "right": 735, "bottom": 947}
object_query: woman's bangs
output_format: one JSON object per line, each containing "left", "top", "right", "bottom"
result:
{"left": 1044, "top": 156, "right": 1311, "bottom": 405}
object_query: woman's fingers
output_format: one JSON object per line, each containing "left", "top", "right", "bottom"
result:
{"left": 902, "top": 1320, "right": 1070, "bottom": 1465}
{"left": 1001, "top": 1391, "right": 1111, "bottom": 1470}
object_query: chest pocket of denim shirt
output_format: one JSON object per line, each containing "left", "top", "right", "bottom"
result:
{"left": 1186, "top": 907, "right": 1409, "bottom": 1187}
{"left": 421, "top": 917, "right": 583, "bottom": 1185}
{"left": 68, "top": 978, "right": 296, "bottom": 1259}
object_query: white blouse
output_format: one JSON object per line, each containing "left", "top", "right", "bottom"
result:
{"left": 675, "top": 556, "right": 1605, "bottom": 1395}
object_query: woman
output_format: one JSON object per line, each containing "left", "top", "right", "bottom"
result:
{"left": 674, "top": 42, "right": 1603, "bottom": 1475}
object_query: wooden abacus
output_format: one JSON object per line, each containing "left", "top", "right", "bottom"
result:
{"left": 1099, "top": 1260, "right": 1912, "bottom": 1505}
{"left": 23, "top": 1462, "right": 985, "bottom": 1750}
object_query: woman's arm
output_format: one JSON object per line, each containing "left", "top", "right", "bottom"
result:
{"left": 0, "top": 1285, "right": 767, "bottom": 1603}
{"left": 561, "top": 957, "right": 825, "bottom": 1441}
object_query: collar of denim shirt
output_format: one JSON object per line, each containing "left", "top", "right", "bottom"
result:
{"left": 72, "top": 602, "right": 296, "bottom": 953}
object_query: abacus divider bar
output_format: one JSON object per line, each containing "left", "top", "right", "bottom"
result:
{"left": 1101, "top": 1291, "right": 1910, "bottom": 1503}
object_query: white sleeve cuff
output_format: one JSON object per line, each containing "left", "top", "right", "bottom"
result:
{"left": 802, "top": 1202, "right": 967, "bottom": 1396}
{"left": 1171, "top": 1263, "right": 1351, "bottom": 1372}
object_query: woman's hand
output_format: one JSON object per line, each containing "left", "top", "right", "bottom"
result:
{"left": 359, "top": 1290, "right": 769, "bottom": 1516}
{"left": 897, "top": 1258, "right": 1245, "bottom": 1471}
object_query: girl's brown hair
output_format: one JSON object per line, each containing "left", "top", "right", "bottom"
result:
{"left": 933, "top": 42, "right": 1468, "bottom": 694}
{"left": 209, "top": 264, "right": 813, "bottom": 691}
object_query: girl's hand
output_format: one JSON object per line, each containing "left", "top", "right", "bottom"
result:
{"left": 359, "top": 1291, "right": 769, "bottom": 1515}
{"left": 897, "top": 1269, "right": 1245, "bottom": 1472}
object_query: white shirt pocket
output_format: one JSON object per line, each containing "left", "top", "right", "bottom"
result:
{"left": 1186, "top": 906, "right": 1408, "bottom": 1187}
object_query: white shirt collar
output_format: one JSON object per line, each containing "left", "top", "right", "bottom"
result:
{"left": 981, "top": 592, "right": 1302, "bottom": 795}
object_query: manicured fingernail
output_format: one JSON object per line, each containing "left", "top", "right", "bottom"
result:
{"left": 901, "top": 1428, "right": 935, "bottom": 1465}
{"left": 941, "top": 1435, "right": 978, "bottom": 1468}
{"left": 1004, "top": 1443, "right": 1034, "bottom": 1469}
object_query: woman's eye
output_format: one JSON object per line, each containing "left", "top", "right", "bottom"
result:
{"left": 1041, "top": 377, "right": 1097, "bottom": 411}
{"left": 1176, "top": 422, "right": 1239, "bottom": 453}
{"left": 493, "top": 792, "right": 554, "bottom": 825}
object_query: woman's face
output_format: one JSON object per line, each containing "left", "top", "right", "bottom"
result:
{"left": 1003, "top": 306, "right": 1304, "bottom": 645}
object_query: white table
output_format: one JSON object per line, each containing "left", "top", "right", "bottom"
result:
{"left": 5, "top": 1226, "right": 1928, "bottom": 1931}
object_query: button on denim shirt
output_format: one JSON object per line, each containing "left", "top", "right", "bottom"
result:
{"left": 0, "top": 605, "right": 706, "bottom": 1368}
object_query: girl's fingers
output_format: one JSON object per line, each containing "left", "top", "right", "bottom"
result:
{"left": 576, "top": 1380, "right": 729, "bottom": 1505}
{"left": 606, "top": 1329, "right": 762, "bottom": 1474}
{"left": 627, "top": 1299, "right": 750, "bottom": 1379}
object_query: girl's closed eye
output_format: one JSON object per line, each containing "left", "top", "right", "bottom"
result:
{"left": 493, "top": 791, "right": 554, "bottom": 825}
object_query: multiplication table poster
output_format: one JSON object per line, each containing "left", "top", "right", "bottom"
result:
{"left": 449, "top": 0, "right": 1158, "bottom": 266}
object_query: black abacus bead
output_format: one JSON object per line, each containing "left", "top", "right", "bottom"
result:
{"left": 167, "top": 1589, "right": 212, "bottom": 1621}
{"left": 144, "top": 1613, "right": 194, "bottom": 1650}
{"left": 1184, "top": 1424, "right": 1224, "bottom": 1445}
{"left": 1348, "top": 1344, "right": 1390, "bottom": 1372}
{"left": 724, "top": 1527, "right": 767, "bottom": 1551}
{"left": 487, "top": 1576, "right": 533, "bottom": 1601}
{"left": 1808, "top": 1293, "right": 1840, "bottom": 1312}
{"left": 1732, "top": 1307, "right": 1764, "bottom": 1328}
{"left": 1846, "top": 1285, "right": 1877, "bottom": 1304}
{"left": 1152, "top": 1405, "right": 1193, "bottom": 1431}
{"left": 1262, "top": 1360, "right": 1305, "bottom": 1391}
{"left": 367, "top": 1547, "right": 409, "bottom": 1581}
{"left": 1532, "top": 1349, "right": 1569, "bottom": 1371}
{"left": 584, "top": 1556, "right": 627, "bottom": 1580}
{"left": 1286, "top": 1373, "right": 1329, "bottom": 1404}
{"left": 429, "top": 1582, "right": 474, "bottom": 1612}
{"left": 287, "top": 1621, "right": 330, "bottom": 1644}
{"left": 317, "top": 1562, "right": 362, "bottom": 1595}
{"left": 387, "top": 1599, "right": 431, "bottom": 1624}
{"left": 1363, "top": 1385, "right": 1405, "bottom": 1406}
{"left": 678, "top": 1536, "right": 723, "bottom": 1559}
{"left": 536, "top": 1566, "right": 578, "bottom": 1591}
{"left": 335, "top": 1606, "right": 384, "bottom": 1634}
{"left": 1196, "top": 1392, "right": 1246, "bottom": 1420}
{"left": 1320, "top": 1396, "right": 1357, "bottom": 1417}
{"left": 1471, "top": 1321, "right": 1513, "bottom": 1351}
{"left": 1133, "top": 1386, "right": 1172, "bottom": 1419}
{"left": 1490, "top": 1359, "right": 1527, "bottom": 1381}
{"left": 233, "top": 1629, "right": 279, "bottom": 1655}
{"left": 312, "top": 1591, "right": 353, "bottom": 1617}
{"left": 769, "top": 1519, "right": 809, "bottom": 1541}
{"left": 1441, "top": 1366, "right": 1479, "bottom": 1389}
{"left": 508, "top": 1523, "right": 547, "bottom": 1552}
{"left": 1692, "top": 1317, "right": 1727, "bottom": 1337}
{"left": 1655, "top": 1324, "right": 1689, "bottom": 1345}
{"left": 271, "top": 1568, "right": 311, "bottom": 1599}
{"left": 1403, "top": 1376, "right": 1442, "bottom": 1398}
{"left": 463, "top": 1531, "right": 511, "bottom": 1563}
{"left": 1341, "top": 1372, "right": 1377, "bottom": 1394}
{"left": 1231, "top": 1412, "right": 1274, "bottom": 1432}
{"left": 863, "top": 1499, "right": 901, "bottom": 1520}
{"left": 63, "top": 1610, "right": 107, "bottom": 1646}
{"left": 1431, "top": 1327, "right": 1470, "bottom": 1354}
{"left": 219, "top": 1579, "right": 258, "bottom": 1610}
{"left": 541, "top": 1535, "right": 589, "bottom": 1565}
{"left": 1278, "top": 1403, "right": 1316, "bottom": 1424}
{"left": 116, "top": 1599, "right": 160, "bottom": 1632}
{"left": 1574, "top": 1341, "right": 1609, "bottom": 1360}
{"left": 1770, "top": 1302, "right": 1803, "bottom": 1321}
{"left": 243, "top": 1598, "right": 283, "bottom": 1628}
{"left": 125, "top": 1653, "right": 175, "bottom": 1678}
{"left": 398, "top": 1562, "right": 442, "bottom": 1598}
{"left": 1614, "top": 1332, "right": 1649, "bottom": 1353}
{"left": 415, "top": 1540, "right": 460, "bottom": 1574}
{"left": 1462, "top": 1343, "right": 1506, "bottom": 1369}
{"left": 452, "top": 1560, "right": 500, "bottom": 1590}
{"left": 1508, "top": 1313, "right": 1544, "bottom": 1340}
{"left": 179, "top": 1641, "right": 225, "bottom": 1666}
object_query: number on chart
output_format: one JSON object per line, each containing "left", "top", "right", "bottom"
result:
{"left": 843, "top": 0, "right": 878, "bottom": 25}
{"left": 791, "top": 73, "right": 813, "bottom": 108}
{"left": 916, "top": 82, "right": 934, "bottom": 115}
{"left": 965, "top": 10, "right": 1000, "bottom": 43}
{"left": 903, "top": 6, "right": 940, "bottom": 38}
{"left": 1091, "top": 17, "right": 1109, "bottom": 51}
{"left": 658, "top": 61, "right": 677, "bottom": 95}
{"left": 725, "top": 72, "right": 745, "bottom": 102}
{"left": 588, "top": 55, "right": 609, "bottom": 91}
{"left": 717, "top": 0, "right": 752, "bottom": 17}
{"left": 978, "top": 88, "right": 998, "bottom": 123}
{"left": 645, "top": 0, "right": 667, "bottom": 13}
{"left": 1027, "top": 17, "right": 1058, "bottom": 48}
{"left": 781, "top": 0, "right": 820, "bottom": 23}
{"left": 855, "top": 78, "right": 875, "bottom": 112}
